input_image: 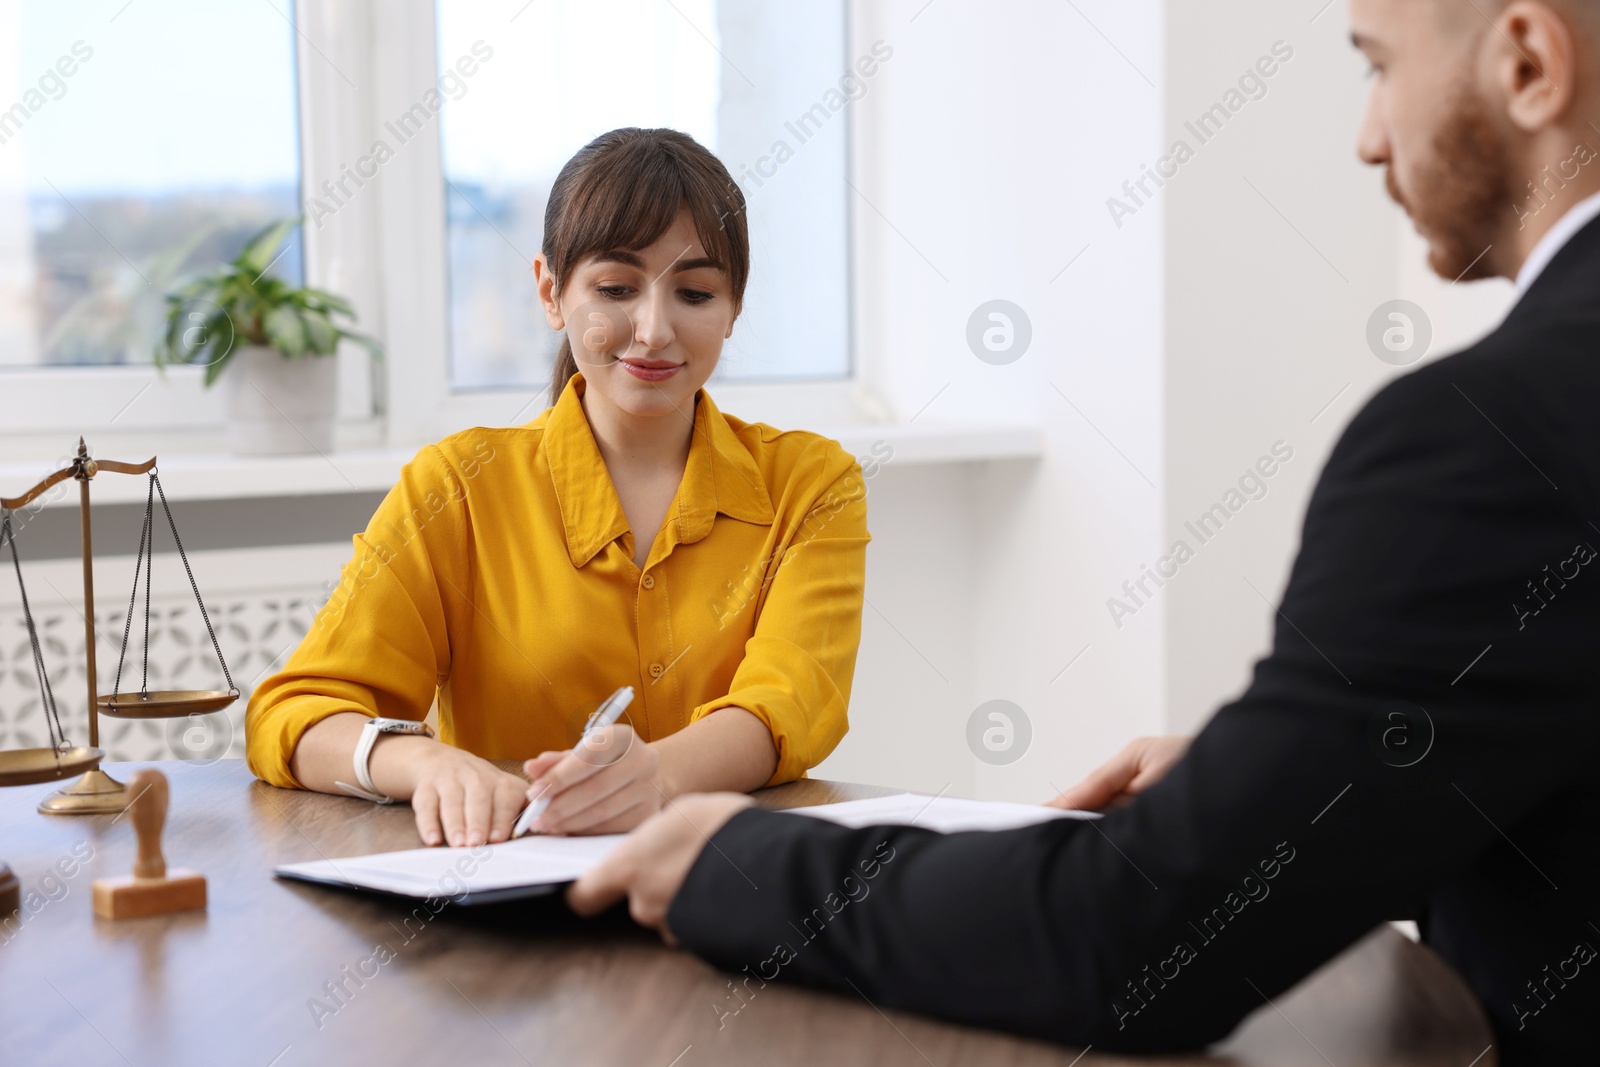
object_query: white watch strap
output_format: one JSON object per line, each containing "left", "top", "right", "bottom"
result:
{"left": 334, "top": 779, "right": 390, "bottom": 803}
{"left": 334, "top": 719, "right": 395, "bottom": 804}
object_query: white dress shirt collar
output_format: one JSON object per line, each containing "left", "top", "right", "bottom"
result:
{"left": 1515, "top": 187, "right": 1600, "bottom": 298}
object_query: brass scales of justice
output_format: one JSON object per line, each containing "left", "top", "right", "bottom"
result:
{"left": 0, "top": 440, "right": 238, "bottom": 913}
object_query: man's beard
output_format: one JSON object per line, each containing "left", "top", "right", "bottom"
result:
{"left": 1385, "top": 86, "right": 1512, "bottom": 282}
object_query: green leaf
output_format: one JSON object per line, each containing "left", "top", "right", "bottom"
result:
{"left": 203, "top": 342, "right": 238, "bottom": 387}
{"left": 157, "top": 212, "right": 374, "bottom": 382}
{"left": 174, "top": 276, "right": 221, "bottom": 301}
{"left": 263, "top": 304, "right": 307, "bottom": 357}
{"left": 339, "top": 329, "right": 384, "bottom": 361}
{"left": 155, "top": 314, "right": 182, "bottom": 367}
{"left": 301, "top": 309, "right": 339, "bottom": 355}
{"left": 299, "top": 287, "right": 355, "bottom": 318}
{"left": 197, "top": 311, "right": 235, "bottom": 365}
{"left": 236, "top": 216, "right": 302, "bottom": 277}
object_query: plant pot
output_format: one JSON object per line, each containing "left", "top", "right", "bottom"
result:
{"left": 222, "top": 346, "right": 337, "bottom": 456}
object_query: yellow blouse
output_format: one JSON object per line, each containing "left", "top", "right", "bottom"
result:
{"left": 245, "top": 374, "right": 870, "bottom": 789}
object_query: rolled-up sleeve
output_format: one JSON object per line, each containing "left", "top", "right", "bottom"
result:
{"left": 690, "top": 463, "right": 870, "bottom": 785}
{"left": 244, "top": 446, "right": 470, "bottom": 788}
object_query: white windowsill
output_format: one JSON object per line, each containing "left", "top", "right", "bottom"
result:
{"left": 1, "top": 422, "right": 1043, "bottom": 509}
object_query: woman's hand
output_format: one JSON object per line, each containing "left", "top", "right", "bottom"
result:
{"left": 400, "top": 743, "right": 530, "bottom": 848}
{"left": 567, "top": 792, "right": 755, "bottom": 941}
{"left": 1046, "top": 735, "right": 1192, "bottom": 812}
{"left": 289, "top": 713, "right": 525, "bottom": 848}
{"left": 521, "top": 724, "right": 666, "bottom": 835}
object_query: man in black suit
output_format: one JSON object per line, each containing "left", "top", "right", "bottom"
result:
{"left": 568, "top": 0, "right": 1600, "bottom": 1060}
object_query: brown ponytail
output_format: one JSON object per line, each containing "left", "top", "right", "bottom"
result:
{"left": 549, "top": 336, "right": 578, "bottom": 404}
{"left": 542, "top": 128, "right": 750, "bottom": 404}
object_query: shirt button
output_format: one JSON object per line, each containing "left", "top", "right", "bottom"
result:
{"left": 641, "top": 574, "right": 656, "bottom": 590}
{"left": 648, "top": 662, "right": 665, "bottom": 678}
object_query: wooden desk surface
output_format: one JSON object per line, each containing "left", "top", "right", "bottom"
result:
{"left": 1, "top": 760, "right": 1496, "bottom": 1067}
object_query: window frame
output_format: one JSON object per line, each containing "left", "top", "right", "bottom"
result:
{"left": 0, "top": 0, "right": 872, "bottom": 460}
{"left": 0, "top": 0, "right": 373, "bottom": 449}
{"left": 366, "top": 0, "right": 871, "bottom": 446}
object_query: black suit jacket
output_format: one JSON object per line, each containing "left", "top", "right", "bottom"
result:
{"left": 667, "top": 214, "right": 1600, "bottom": 1064}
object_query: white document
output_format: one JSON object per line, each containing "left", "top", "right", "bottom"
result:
{"left": 781, "top": 792, "right": 1101, "bottom": 833}
{"left": 275, "top": 833, "right": 626, "bottom": 900}
{"left": 275, "top": 794, "right": 1096, "bottom": 902}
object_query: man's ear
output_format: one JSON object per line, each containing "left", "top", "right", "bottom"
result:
{"left": 533, "top": 253, "right": 565, "bottom": 330}
{"left": 1493, "top": 0, "right": 1580, "bottom": 132}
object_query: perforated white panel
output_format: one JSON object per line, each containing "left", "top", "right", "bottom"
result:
{"left": 0, "top": 544, "right": 347, "bottom": 763}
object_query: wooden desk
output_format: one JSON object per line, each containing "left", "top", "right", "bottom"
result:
{"left": 2, "top": 761, "right": 1496, "bottom": 1067}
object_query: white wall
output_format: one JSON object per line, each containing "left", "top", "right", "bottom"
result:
{"left": 1162, "top": 2, "right": 1389, "bottom": 733}
{"left": 814, "top": 0, "right": 1168, "bottom": 801}
{"left": 820, "top": 0, "right": 1520, "bottom": 799}
{"left": 812, "top": 463, "right": 981, "bottom": 797}
{"left": 1160, "top": 1, "right": 1515, "bottom": 735}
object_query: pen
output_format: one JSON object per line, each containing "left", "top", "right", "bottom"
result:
{"left": 511, "top": 685, "right": 635, "bottom": 839}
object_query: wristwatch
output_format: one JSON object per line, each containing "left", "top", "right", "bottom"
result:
{"left": 334, "top": 717, "right": 434, "bottom": 804}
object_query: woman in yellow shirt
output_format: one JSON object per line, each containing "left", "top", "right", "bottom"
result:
{"left": 245, "top": 128, "right": 869, "bottom": 848}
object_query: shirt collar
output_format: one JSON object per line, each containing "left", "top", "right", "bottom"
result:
{"left": 1515, "top": 187, "right": 1600, "bottom": 298}
{"left": 542, "top": 373, "right": 774, "bottom": 568}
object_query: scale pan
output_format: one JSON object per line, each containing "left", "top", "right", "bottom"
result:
{"left": 98, "top": 690, "right": 239, "bottom": 718}
{"left": 0, "top": 746, "right": 104, "bottom": 786}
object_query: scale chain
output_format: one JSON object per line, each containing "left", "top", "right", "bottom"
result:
{"left": 2, "top": 511, "right": 68, "bottom": 754}
{"left": 112, "top": 474, "right": 156, "bottom": 700}
{"left": 153, "top": 472, "right": 236, "bottom": 694}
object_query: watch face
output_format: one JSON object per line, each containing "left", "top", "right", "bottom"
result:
{"left": 373, "top": 718, "right": 429, "bottom": 735}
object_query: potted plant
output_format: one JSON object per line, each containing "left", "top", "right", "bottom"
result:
{"left": 156, "top": 217, "right": 381, "bottom": 456}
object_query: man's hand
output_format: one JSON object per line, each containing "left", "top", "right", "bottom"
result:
{"left": 566, "top": 792, "right": 755, "bottom": 942}
{"left": 1047, "top": 734, "right": 1192, "bottom": 812}
{"left": 521, "top": 724, "right": 666, "bottom": 835}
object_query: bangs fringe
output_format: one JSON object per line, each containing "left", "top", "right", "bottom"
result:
{"left": 545, "top": 129, "right": 747, "bottom": 297}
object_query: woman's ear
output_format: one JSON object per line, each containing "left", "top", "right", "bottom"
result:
{"left": 533, "top": 253, "right": 565, "bottom": 330}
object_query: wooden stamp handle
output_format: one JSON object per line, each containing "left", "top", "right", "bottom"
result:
{"left": 128, "top": 769, "right": 168, "bottom": 880}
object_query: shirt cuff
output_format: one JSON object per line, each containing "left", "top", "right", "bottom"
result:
{"left": 688, "top": 639, "right": 849, "bottom": 786}
{"left": 244, "top": 696, "right": 377, "bottom": 789}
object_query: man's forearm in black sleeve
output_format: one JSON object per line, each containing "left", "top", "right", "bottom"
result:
{"left": 668, "top": 327, "right": 1600, "bottom": 1056}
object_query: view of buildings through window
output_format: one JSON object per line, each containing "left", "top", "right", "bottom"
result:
{"left": 0, "top": 0, "right": 849, "bottom": 391}
{"left": 437, "top": 0, "right": 852, "bottom": 390}
{"left": 0, "top": 0, "right": 302, "bottom": 370}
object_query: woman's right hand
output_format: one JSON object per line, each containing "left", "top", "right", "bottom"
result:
{"left": 388, "top": 742, "right": 530, "bottom": 848}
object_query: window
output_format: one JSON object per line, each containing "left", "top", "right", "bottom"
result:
{"left": 0, "top": 0, "right": 866, "bottom": 454}
{"left": 0, "top": 0, "right": 302, "bottom": 370}
{"left": 435, "top": 0, "right": 851, "bottom": 391}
